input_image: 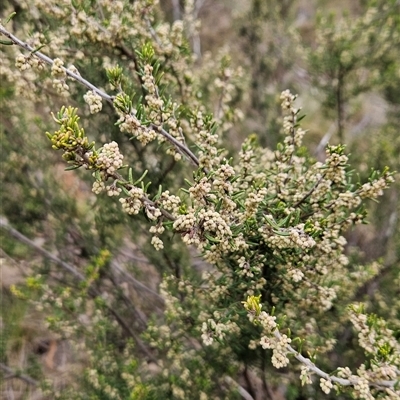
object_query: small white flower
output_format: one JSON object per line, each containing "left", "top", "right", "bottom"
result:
{"left": 320, "top": 378, "right": 333, "bottom": 394}
{"left": 151, "top": 236, "right": 164, "bottom": 251}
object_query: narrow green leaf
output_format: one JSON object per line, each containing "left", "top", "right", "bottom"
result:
{"left": 272, "top": 229, "right": 290, "bottom": 237}
{"left": 143, "top": 181, "right": 151, "bottom": 192}
{"left": 128, "top": 167, "right": 133, "bottom": 184}
{"left": 153, "top": 185, "right": 163, "bottom": 201}
{"left": 133, "top": 169, "right": 148, "bottom": 186}
{"left": 5, "top": 12, "right": 16, "bottom": 24}
{"left": 204, "top": 233, "right": 221, "bottom": 243}
{"left": 122, "top": 186, "right": 131, "bottom": 196}
{"left": 65, "top": 164, "right": 81, "bottom": 171}
{"left": 0, "top": 39, "right": 14, "bottom": 45}
{"left": 297, "top": 114, "right": 306, "bottom": 122}
{"left": 31, "top": 44, "right": 46, "bottom": 54}
{"left": 184, "top": 179, "right": 193, "bottom": 188}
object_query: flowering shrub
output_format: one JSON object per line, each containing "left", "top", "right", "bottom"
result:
{"left": 1, "top": 1, "right": 399, "bottom": 399}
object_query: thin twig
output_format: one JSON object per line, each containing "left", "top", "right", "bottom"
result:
{"left": 106, "top": 270, "right": 148, "bottom": 328}
{"left": 0, "top": 24, "right": 200, "bottom": 168}
{"left": 111, "top": 260, "right": 165, "bottom": 303}
{"left": 293, "top": 173, "right": 326, "bottom": 208}
{"left": 0, "top": 217, "right": 85, "bottom": 281}
{"left": 0, "top": 217, "right": 158, "bottom": 363}
{"left": 273, "top": 329, "right": 398, "bottom": 389}
{"left": 0, "top": 363, "right": 38, "bottom": 386}
{"left": 314, "top": 122, "right": 335, "bottom": 157}
{"left": 224, "top": 376, "right": 255, "bottom": 400}
{"left": 0, "top": 25, "right": 113, "bottom": 102}
{"left": 107, "top": 169, "right": 177, "bottom": 221}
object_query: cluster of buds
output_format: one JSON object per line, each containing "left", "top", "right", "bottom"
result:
{"left": 97, "top": 141, "right": 123, "bottom": 175}
{"left": 118, "top": 114, "right": 158, "bottom": 145}
{"left": 15, "top": 53, "right": 45, "bottom": 71}
{"left": 119, "top": 187, "right": 144, "bottom": 215}
{"left": 84, "top": 90, "right": 103, "bottom": 114}
{"left": 51, "top": 58, "right": 69, "bottom": 95}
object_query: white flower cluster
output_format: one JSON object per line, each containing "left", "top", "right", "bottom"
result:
{"left": 296, "top": 170, "right": 327, "bottom": 205}
{"left": 105, "top": 183, "right": 122, "bottom": 197}
{"left": 325, "top": 148, "right": 348, "bottom": 184}
{"left": 353, "top": 377, "right": 373, "bottom": 400}
{"left": 91, "top": 173, "right": 122, "bottom": 197}
{"left": 170, "top": 20, "right": 184, "bottom": 47}
{"left": 358, "top": 176, "right": 393, "bottom": 199}
{"left": 238, "top": 257, "right": 255, "bottom": 278}
{"left": 142, "top": 64, "right": 157, "bottom": 95}
{"left": 317, "top": 286, "right": 337, "bottom": 311}
{"left": 348, "top": 305, "right": 400, "bottom": 358}
{"left": 97, "top": 141, "right": 124, "bottom": 175}
{"left": 199, "top": 209, "right": 232, "bottom": 240}
{"left": 51, "top": 57, "right": 67, "bottom": 79}
{"left": 201, "top": 318, "right": 239, "bottom": 346}
{"left": 288, "top": 268, "right": 304, "bottom": 282}
{"left": 192, "top": 111, "right": 220, "bottom": 170}
{"left": 173, "top": 211, "right": 198, "bottom": 244}
{"left": 282, "top": 125, "right": 306, "bottom": 157}
{"left": 15, "top": 54, "right": 31, "bottom": 71}
{"left": 46, "top": 56, "right": 69, "bottom": 95}
{"left": 151, "top": 236, "right": 164, "bottom": 251}
{"left": 87, "top": 369, "right": 101, "bottom": 390}
{"left": 173, "top": 208, "right": 232, "bottom": 247}
{"left": 67, "top": 64, "right": 80, "bottom": 76}
{"left": 289, "top": 227, "right": 316, "bottom": 248}
{"left": 15, "top": 53, "right": 45, "bottom": 71}
{"left": 92, "top": 180, "right": 105, "bottom": 194}
{"left": 145, "top": 204, "right": 162, "bottom": 221}
{"left": 159, "top": 190, "right": 181, "bottom": 216}
{"left": 259, "top": 224, "right": 315, "bottom": 250}
{"left": 280, "top": 89, "right": 297, "bottom": 110}
{"left": 142, "top": 64, "right": 166, "bottom": 127}
{"left": 84, "top": 90, "right": 103, "bottom": 114}
{"left": 243, "top": 187, "right": 268, "bottom": 219}
{"left": 259, "top": 332, "right": 291, "bottom": 369}
{"left": 53, "top": 79, "right": 69, "bottom": 96}
{"left": 149, "top": 224, "right": 165, "bottom": 235}
{"left": 300, "top": 366, "right": 313, "bottom": 386}
{"left": 213, "top": 163, "right": 235, "bottom": 194}
{"left": 337, "top": 366, "right": 352, "bottom": 378}
{"left": 171, "top": 386, "right": 186, "bottom": 400}
{"left": 271, "top": 350, "right": 290, "bottom": 369}
{"left": 333, "top": 191, "right": 362, "bottom": 209}
{"left": 278, "top": 90, "right": 309, "bottom": 160}
{"left": 258, "top": 311, "right": 277, "bottom": 332}
{"left": 119, "top": 114, "right": 158, "bottom": 145}
{"left": 189, "top": 177, "right": 212, "bottom": 203}
{"left": 345, "top": 363, "right": 400, "bottom": 398}
{"left": 320, "top": 378, "right": 333, "bottom": 394}
{"left": 119, "top": 187, "right": 144, "bottom": 215}
{"left": 164, "top": 116, "right": 186, "bottom": 162}
{"left": 201, "top": 319, "right": 219, "bottom": 346}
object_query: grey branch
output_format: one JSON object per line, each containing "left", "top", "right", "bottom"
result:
{"left": 0, "top": 217, "right": 85, "bottom": 281}
{"left": 0, "top": 217, "right": 158, "bottom": 363}
{"left": 0, "top": 362, "right": 38, "bottom": 386}
{"left": 0, "top": 25, "right": 113, "bottom": 102}
{"left": 224, "top": 376, "right": 255, "bottom": 400}
{"left": 0, "top": 24, "right": 200, "bottom": 167}
{"left": 273, "top": 329, "right": 398, "bottom": 390}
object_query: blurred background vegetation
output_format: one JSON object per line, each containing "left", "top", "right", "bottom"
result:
{"left": 1, "top": 0, "right": 399, "bottom": 399}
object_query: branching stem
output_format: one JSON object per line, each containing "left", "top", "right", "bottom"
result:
{"left": 0, "top": 24, "right": 200, "bottom": 168}
{"left": 273, "top": 329, "right": 398, "bottom": 389}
